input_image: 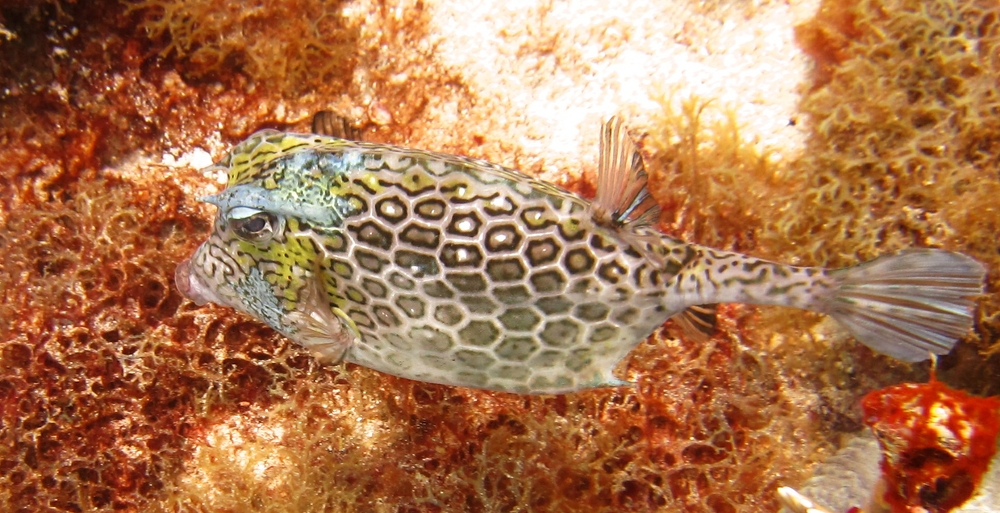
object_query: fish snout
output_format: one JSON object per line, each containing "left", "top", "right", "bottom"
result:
{"left": 175, "top": 258, "right": 218, "bottom": 306}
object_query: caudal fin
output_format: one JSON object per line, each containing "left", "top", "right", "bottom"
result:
{"left": 826, "top": 249, "right": 985, "bottom": 362}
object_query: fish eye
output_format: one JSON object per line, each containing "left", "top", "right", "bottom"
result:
{"left": 226, "top": 208, "right": 280, "bottom": 243}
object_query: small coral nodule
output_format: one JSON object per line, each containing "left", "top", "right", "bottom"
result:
{"left": 861, "top": 377, "right": 1000, "bottom": 513}
{"left": 779, "top": 376, "right": 1000, "bottom": 513}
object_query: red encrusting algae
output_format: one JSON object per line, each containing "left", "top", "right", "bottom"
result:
{"left": 861, "top": 374, "right": 1000, "bottom": 513}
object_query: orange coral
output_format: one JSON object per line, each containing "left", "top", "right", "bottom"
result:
{"left": 861, "top": 376, "right": 1000, "bottom": 512}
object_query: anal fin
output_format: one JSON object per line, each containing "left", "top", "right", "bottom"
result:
{"left": 671, "top": 304, "right": 718, "bottom": 342}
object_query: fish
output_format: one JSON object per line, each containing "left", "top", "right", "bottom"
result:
{"left": 175, "top": 114, "right": 986, "bottom": 394}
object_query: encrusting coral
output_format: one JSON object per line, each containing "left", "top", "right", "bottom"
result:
{"left": 1, "top": 0, "right": 998, "bottom": 512}
{"left": 863, "top": 377, "right": 1000, "bottom": 512}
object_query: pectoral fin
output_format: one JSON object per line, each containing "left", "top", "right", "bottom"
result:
{"left": 284, "top": 269, "right": 359, "bottom": 363}
{"left": 312, "top": 111, "right": 362, "bottom": 141}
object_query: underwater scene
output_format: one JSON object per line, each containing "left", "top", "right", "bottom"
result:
{"left": 1, "top": 0, "right": 999, "bottom": 511}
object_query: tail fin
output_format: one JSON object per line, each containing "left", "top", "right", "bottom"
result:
{"left": 826, "top": 249, "right": 985, "bottom": 362}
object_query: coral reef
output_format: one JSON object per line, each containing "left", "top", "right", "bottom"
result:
{"left": 1, "top": 0, "right": 998, "bottom": 512}
{"left": 0, "top": 179, "right": 209, "bottom": 511}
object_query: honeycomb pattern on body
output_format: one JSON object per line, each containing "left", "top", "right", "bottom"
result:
{"left": 267, "top": 145, "right": 689, "bottom": 393}
{"left": 191, "top": 132, "right": 848, "bottom": 394}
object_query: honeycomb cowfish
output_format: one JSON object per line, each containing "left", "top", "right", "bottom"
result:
{"left": 175, "top": 115, "right": 986, "bottom": 394}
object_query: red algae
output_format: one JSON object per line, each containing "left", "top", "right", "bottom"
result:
{"left": 793, "top": 0, "right": 864, "bottom": 88}
{"left": 862, "top": 377, "right": 1000, "bottom": 512}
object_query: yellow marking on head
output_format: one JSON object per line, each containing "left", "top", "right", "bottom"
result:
{"left": 236, "top": 240, "right": 263, "bottom": 267}
{"left": 225, "top": 132, "right": 348, "bottom": 187}
{"left": 226, "top": 137, "right": 286, "bottom": 186}
{"left": 230, "top": 219, "right": 320, "bottom": 305}
{"left": 400, "top": 166, "right": 438, "bottom": 193}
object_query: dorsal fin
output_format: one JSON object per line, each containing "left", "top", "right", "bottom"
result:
{"left": 670, "top": 304, "right": 718, "bottom": 342}
{"left": 591, "top": 116, "right": 661, "bottom": 229}
{"left": 312, "top": 111, "right": 362, "bottom": 141}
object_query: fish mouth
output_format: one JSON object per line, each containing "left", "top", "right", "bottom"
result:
{"left": 175, "top": 258, "right": 223, "bottom": 307}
